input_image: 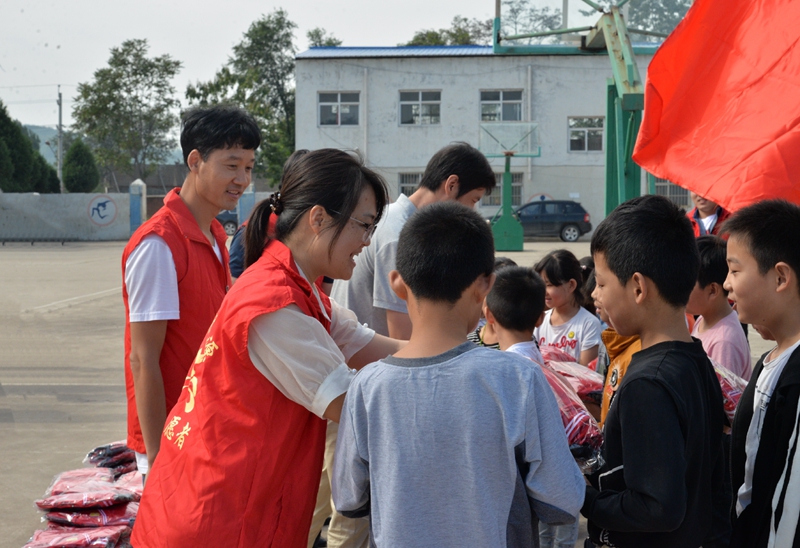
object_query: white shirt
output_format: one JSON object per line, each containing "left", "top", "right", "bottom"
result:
{"left": 736, "top": 339, "right": 800, "bottom": 515}
{"left": 534, "top": 307, "right": 602, "bottom": 362}
{"left": 125, "top": 234, "right": 222, "bottom": 322}
{"left": 700, "top": 213, "right": 718, "bottom": 233}
{"left": 506, "top": 341, "right": 545, "bottom": 366}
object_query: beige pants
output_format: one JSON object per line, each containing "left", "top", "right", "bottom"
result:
{"left": 307, "top": 421, "right": 370, "bottom": 548}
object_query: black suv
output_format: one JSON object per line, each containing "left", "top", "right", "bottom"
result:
{"left": 216, "top": 209, "right": 238, "bottom": 236}
{"left": 513, "top": 200, "right": 592, "bottom": 242}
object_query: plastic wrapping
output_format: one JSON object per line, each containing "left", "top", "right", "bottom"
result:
{"left": 113, "top": 472, "right": 143, "bottom": 499}
{"left": 544, "top": 361, "right": 605, "bottom": 401}
{"left": 539, "top": 365, "right": 604, "bottom": 474}
{"left": 539, "top": 345, "right": 577, "bottom": 363}
{"left": 23, "top": 525, "right": 130, "bottom": 548}
{"left": 36, "top": 469, "right": 139, "bottom": 510}
{"left": 83, "top": 442, "right": 129, "bottom": 466}
{"left": 710, "top": 359, "right": 748, "bottom": 424}
{"left": 44, "top": 503, "right": 138, "bottom": 528}
{"left": 84, "top": 441, "right": 136, "bottom": 477}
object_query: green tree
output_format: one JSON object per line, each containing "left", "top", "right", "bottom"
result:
{"left": 72, "top": 39, "right": 182, "bottom": 180}
{"left": 500, "top": 0, "right": 562, "bottom": 43}
{"left": 403, "top": 16, "right": 493, "bottom": 46}
{"left": 0, "top": 100, "right": 34, "bottom": 192}
{"left": 31, "top": 154, "right": 60, "bottom": 193}
{"left": 579, "top": 0, "right": 690, "bottom": 40}
{"left": 0, "top": 139, "right": 14, "bottom": 190}
{"left": 307, "top": 27, "right": 342, "bottom": 47}
{"left": 63, "top": 139, "right": 100, "bottom": 193}
{"left": 186, "top": 9, "right": 297, "bottom": 183}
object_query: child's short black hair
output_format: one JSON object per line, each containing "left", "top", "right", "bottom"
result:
{"left": 181, "top": 105, "right": 261, "bottom": 166}
{"left": 418, "top": 142, "right": 496, "bottom": 197}
{"left": 591, "top": 194, "right": 699, "bottom": 308}
{"left": 486, "top": 266, "right": 546, "bottom": 332}
{"left": 696, "top": 235, "right": 729, "bottom": 293}
{"left": 494, "top": 256, "right": 518, "bottom": 271}
{"left": 723, "top": 200, "right": 800, "bottom": 288}
{"left": 396, "top": 202, "right": 494, "bottom": 304}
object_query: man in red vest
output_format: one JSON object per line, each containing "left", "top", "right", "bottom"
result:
{"left": 121, "top": 105, "right": 260, "bottom": 476}
{"left": 687, "top": 191, "right": 731, "bottom": 237}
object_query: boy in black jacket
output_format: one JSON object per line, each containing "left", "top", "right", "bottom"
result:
{"left": 582, "top": 195, "right": 726, "bottom": 547}
{"left": 725, "top": 200, "right": 800, "bottom": 548}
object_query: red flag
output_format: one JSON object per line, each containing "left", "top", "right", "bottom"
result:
{"left": 632, "top": 0, "right": 800, "bottom": 212}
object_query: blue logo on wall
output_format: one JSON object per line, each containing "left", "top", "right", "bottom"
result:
{"left": 87, "top": 195, "right": 117, "bottom": 227}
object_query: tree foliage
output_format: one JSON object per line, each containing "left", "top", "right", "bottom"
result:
{"left": 0, "top": 100, "right": 35, "bottom": 192}
{"left": 72, "top": 39, "right": 182, "bottom": 180}
{"left": 500, "top": 0, "right": 562, "bottom": 43}
{"left": 186, "top": 10, "right": 297, "bottom": 183}
{"left": 579, "top": 0, "right": 691, "bottom": 39}
{"left": 31, "top": 155, "right": 60, "bottom": 194}
{"left": 307, "top": 27, "right": 342, "bottom": 47}
{"left": 403, "top": 16, "right": 493, "bottom": 46}
{"left": 63, "top": 139, "right": 100, "bottom": 193}
{"left": 0, "top": 139, "right": 13, "bottom": 190}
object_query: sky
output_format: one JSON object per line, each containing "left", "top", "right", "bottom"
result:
{"left": 0, "top": 0, "right": 597, "bottom": 128}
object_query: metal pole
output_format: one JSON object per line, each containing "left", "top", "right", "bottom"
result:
{"left": 57, "top": 85, "right": 64, "bottom": 193}
{"left": 563, "top": 0, "right": 569, "bottom": 29}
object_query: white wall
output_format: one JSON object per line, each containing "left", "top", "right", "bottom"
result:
{"left": 0, "top": 193, "right": 130, "bottom": 241}
{"left": 296, "top": 52, "right": 651, "bottom": 229}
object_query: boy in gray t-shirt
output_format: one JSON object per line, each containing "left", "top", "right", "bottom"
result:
{"left": 332, "top": 203, "right": 585, "bottom": 548}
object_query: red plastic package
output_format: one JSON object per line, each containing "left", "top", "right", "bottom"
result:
{"left": 23, "top": 525, "right": 130, "bottom": 548}
{"left": 539, "top": 345, "right": 577, "bottom": 363}
{"left": 36, "top": 469, "right": 139, "bottom": 510}
{"left": 47, "top": 469, "right": 114, "bottom": 496}
{"left": 544, "top": 361, "right": 605, "bottom": 400}
{"left": 540, "top": 366, "right": 603, "bottom": 452}
{"left": 114, "top": 471, "right": 143, "bottom": 499}
{"left": 45, "top": 503, "right": 138, "bottom": 528}
{"left": 710, "top": 359, "right": 748, "bottom": 424}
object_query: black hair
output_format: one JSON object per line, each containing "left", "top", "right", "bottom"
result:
{"left": 696, "top": 235, "right": 729, "bottom": 294}
{"left": 582, "top": 270, "right": 597, "bottom": 315}
{"left": 494, "top": 257, "right": 518, "bottom": 271}
{"left": 591, "top": 194, "right": 699, "bottom": 308}
{"left": 244, "top": 149, "right": 388, "bottom": 268}
{"left": 722, "top": 200, "right": 800, "bottom": 289}
{"left": 534, "top": 249, "right": 587, "bottom": 308}
{"left": 396, "top": 202, "right": 494, "bottom": 304}
{"left": 486, "top": 266, "right": 546, "bottom": 332}
{"left": 180, "top": 105, "right": 261, "bottom": 166}
{"left": 418, "top": 142, "right": 496, "bottom": 197}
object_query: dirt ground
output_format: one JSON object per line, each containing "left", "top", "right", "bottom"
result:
{"left": 0, "top": 239, "right": 771, "bottom": 547}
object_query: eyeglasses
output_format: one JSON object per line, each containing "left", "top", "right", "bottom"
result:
{"left": 329, "top": 209, "right": 377, "bottom": 243}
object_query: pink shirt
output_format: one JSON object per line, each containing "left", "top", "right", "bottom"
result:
{"left": 692, "top": 310, "right": 752, "bottom": 380}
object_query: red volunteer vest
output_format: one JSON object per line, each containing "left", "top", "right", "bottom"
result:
{"left": 132, "top": 239, "right": 332, "bottom": 548}
{"left": 122, "top": 188, "right": 230, "bottom": 453}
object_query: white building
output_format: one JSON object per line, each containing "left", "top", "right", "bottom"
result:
{"left": 295, "top": 45, "right": 656, "bottom": 227}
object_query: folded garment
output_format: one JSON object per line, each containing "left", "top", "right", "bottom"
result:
{"left": 45, "top": 503, "right": 138, "bottom": 528}
{"left": 23, "top": 525, "right": 130, "bottom": 548}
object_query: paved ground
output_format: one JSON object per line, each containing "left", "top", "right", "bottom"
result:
{"left": 0, "top": 238, "right": 773, "bottom": 547}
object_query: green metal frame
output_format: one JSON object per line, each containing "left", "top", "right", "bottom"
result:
{"left": 491, "top": 154, "right": 525, "bottom": 251}
{"left": 493, "top": 1, "right": 653, "bottom": 215}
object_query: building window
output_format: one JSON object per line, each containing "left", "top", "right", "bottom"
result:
{"left": 400, "top": 91, "right": 441, "bottom": 125}
{"left": 480, "top": 90, "right": 523, "bottom": 122}
{"left": 568, "top": 117, "right": 604, "bottom": 151}
{"left": 398, "top": 173, "right": 422, "bottom": 196}
{"left": 319, "top": 92, "right": 360, "bottom": 126}
{"left": 653, "top": 176, "right": 690, "bottom": 208}
{"left": 482, "top": 172, "right": 523, "bottom": 207}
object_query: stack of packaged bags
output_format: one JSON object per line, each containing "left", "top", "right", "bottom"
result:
{"left": 24, "top": 442, "right": 142, "bottom": 548}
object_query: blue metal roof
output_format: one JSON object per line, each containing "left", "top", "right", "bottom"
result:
{"left": 296, "top": 46, "right": 494, "bottom": 59}
{"left": 296, "top": 44, "right": 659, "bottom": 60}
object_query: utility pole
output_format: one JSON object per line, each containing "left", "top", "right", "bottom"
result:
{"left": 57, "top": 85, "right": 64, "bottom": 193}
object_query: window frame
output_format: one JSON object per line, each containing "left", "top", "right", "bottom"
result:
{"left": 480, "top": 90, "right": 523, "bottom": 122}
{"left": 399, "top": 90, "right": 442, "bottom": 126}
{"left": 481, "top": 172, "right": 524, "bottom": 207}
{"left": 398, "top": 173, "right": 422, "bottom": 197}
{"left": 318, "top": 91, "right": 361, "bottom": 127}
{"left": 567, "top": 116, "right": 604, "bottom": 152}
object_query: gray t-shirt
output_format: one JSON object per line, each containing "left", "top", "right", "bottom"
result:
{"left": 332, "top": 342, "right": 586, "bottom": 548}
{"left": 330, "top": 194, "right": 417, "bottom": 337}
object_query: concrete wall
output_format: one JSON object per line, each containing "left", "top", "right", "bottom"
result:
{"left": 0, "top": 193, "right": 130, "bottom": 241}
{"left": 296, "top": 53, "right": 652, "bottom": 228}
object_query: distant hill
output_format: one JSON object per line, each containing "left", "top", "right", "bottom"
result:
{"left": 25, "top": 125, "right": 58, "bottom": 165}
{"left": 23, "top": 124, "right": 184, "bottom": 166}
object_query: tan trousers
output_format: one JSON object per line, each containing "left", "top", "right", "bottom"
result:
{"left": 307, "top": 421, "right": 370, "bottom": 548}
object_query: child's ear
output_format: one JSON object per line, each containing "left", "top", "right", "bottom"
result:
{"left": 476, "top": 272, "right": 496, "bottom": 302}
{"left": 389, "top": 270, "right": 408, "bottom": 302}
{"left": 630, "top": 272, "right": 648, "bottom": 304}
{"left": 484, "top": 306, "right": 497, "bottom": 325}
{"left": 775, "top": 262, "right": 796, "bottom": 296}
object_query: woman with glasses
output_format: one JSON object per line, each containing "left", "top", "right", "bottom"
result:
{"left": 132, "top": 149, "right": 404, "bottom": 548}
